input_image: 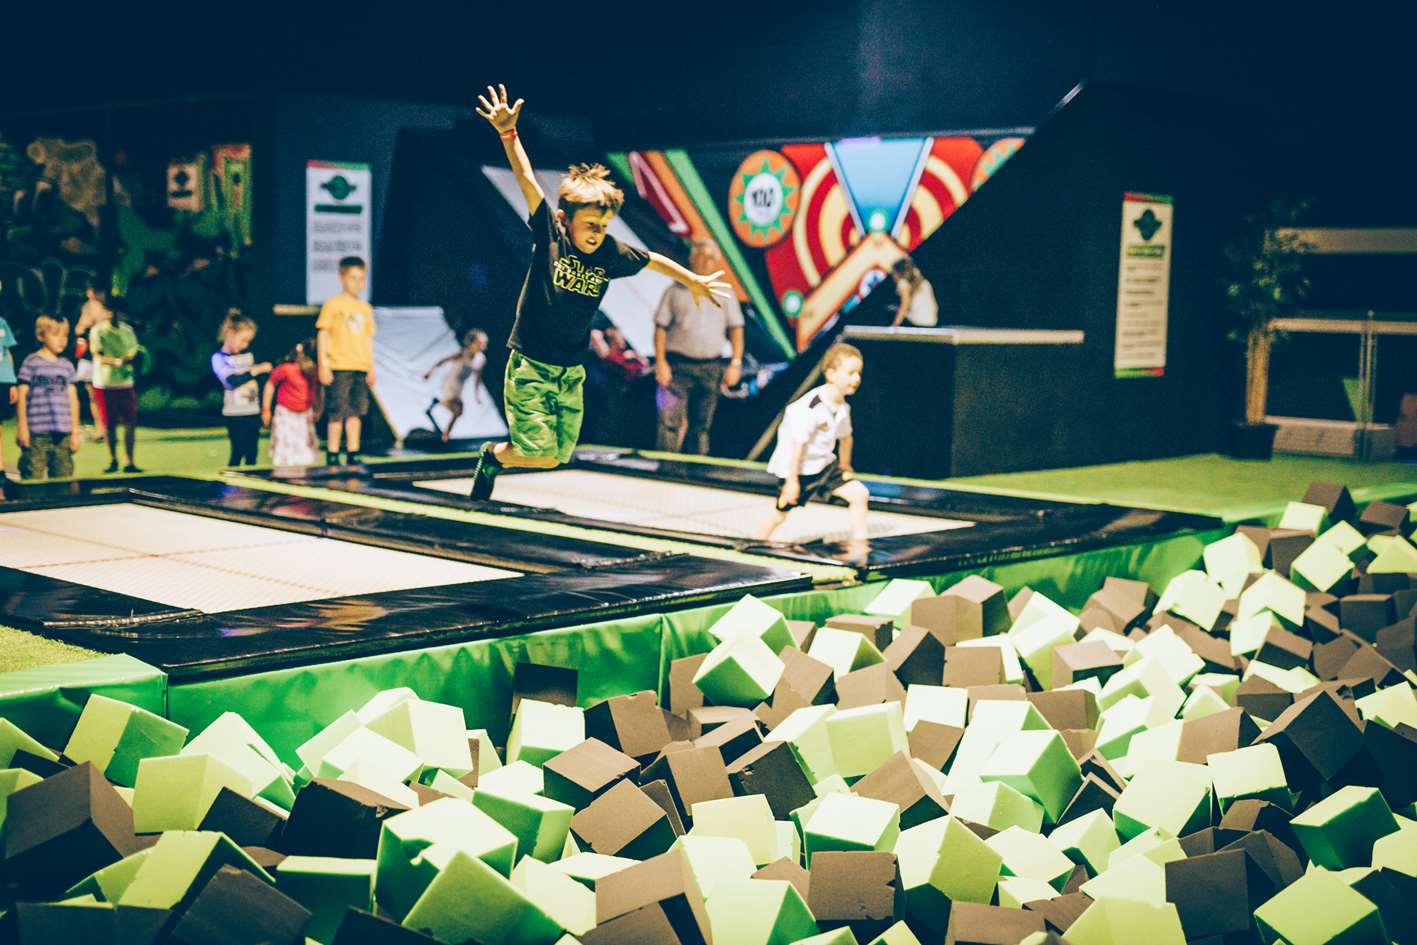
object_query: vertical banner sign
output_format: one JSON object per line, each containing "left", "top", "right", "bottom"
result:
{"left": 307, "top": 160, "right": 371, "bottom": 305}
{"left": 1114, "top": 192, "right": 1173, "bottom": 378}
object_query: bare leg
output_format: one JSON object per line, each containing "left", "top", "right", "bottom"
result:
{"left": 443, "top": 401, "right": 463, "bottom": 442}
{"left": 833, "top": 479, "right": 871, "bottom": 544}
{"left": 326, "top": 419, "right": 343, "bottom": 455}
{"left": 758, "top": 505, "right": 791, "bottom": 541}
{"left": 345, "top": 417, "right": 362, "bottom": 454}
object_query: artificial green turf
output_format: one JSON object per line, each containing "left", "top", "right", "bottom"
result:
{"left": 0, "top": 624, "right": 103, "bottom": 674}
{"left": 0, "top": 422, "right": 268, "bottom": 480}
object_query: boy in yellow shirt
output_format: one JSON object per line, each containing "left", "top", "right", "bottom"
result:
{"left": 316, "top": 256, "right": 375, "bottom": 465}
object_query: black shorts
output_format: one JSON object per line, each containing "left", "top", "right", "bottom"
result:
{"left": 326, "top": 370, "right": 370, "bottom": 420}
{"left": 776, "top": 459, "right": 850, "bottom": 510}
{"left": 0, "top": 384, "right": 11, "bottom": 421}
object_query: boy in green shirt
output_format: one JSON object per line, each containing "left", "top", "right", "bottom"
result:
{"left": 90, "top": 302, "right": 142, "bottom": 472}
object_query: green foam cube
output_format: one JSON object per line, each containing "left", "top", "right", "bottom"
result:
{"left": 1064, "top": 898, "right": 1186, "bottom": 945}
{"left": 316, "top": 725, "right": 422, "bottom": 784}
{"left": 480, "top": 760, "right": 546, "bottom": 795}
{"left": 402, "top": 849, "right": 563, "bottom": 945}
{"left": 511, "top": 856, "right": 596, "bottom": 937}
{"left": 366, "top": 697, "right": 472, "bottom": 776}
{"left": 865, "top": 922, "right": 924, "bottom": 945}
{"left": 1047, "top": 808, "right": 1120, "bottom": 875}
{"left": 903, "top": 684, "right": 967, "bottom": 731}
{"left": 1371, "top": 825, "right": 1417, "bottom": 876}
{"left": 1117, "top": 719, "right": 1183, "bottom": 774}
{"left": 709, "top": 594, "right": 795, "bottom": 653}
{"left": 1112, "top": 761, "right": 1211, "bottom": 840}
{"left": 803, "top": 792, "right": 901, "bottom": 861}
{"left": 1237, "top": 571, "right": 1307, "bottom": 627}
{"left": 865, "top": 579, "right": 935, "bottom": 621}
{"left": 474, "top": 787, "right": 575, "bottom": 863}
{"left": 0, "top": 718, "right": 59, "bottom": 768}
{"left": 1203, "top": 532, "right": 1263, "bottom": 598}
{"left": 1181, "top": 685, "right": 1231, "bottom": 720}
{"left": 894, "top": 815, "right": 1001, "bottom": 939}
{"left": 673, "top": 835, "right": 757, "bottom": 900}
{"left": 1229, "top": 612, "right": 1280, "bottom": 657}
{"left": 507, "top": 700, "right": 586, "bottom": 767}
{"left": 1206, "top": 743, "right": 1292, "bottom": 810}
{"left": 356, "top": 686, "right": 419, "bottom": 722}
{"left": 548, "top": 852, "right": 636, "bottom": 890}
{"left": 1355, "top": 682, "right": 1417, "bottom": 731}
{"left": 430, "top": 768, "right": 475, "bottom": 800}
{"left": 0, "top": 767, "right": 42, "bottom": 831}
{"left": 767, "top": 705, "right": 839, "bottom": 782}
{"left": 1291, "top": 539, "right": 1355, "bottom": 592}
{"left": 1279, "top": 500, "right": 1329, "bottom": 534}
{"left": 979, "top": 729, "right": 1082, "bottom": 825}
{"left": 295, "top": 710, "right": 361, "bottom": 772}
{"left": 275, "top": 855, "right": 375, "bottom": 944}
{"left": 691, "top": 794, "right": 778, "bottom": 866}
{"left": 470, "top": 728, "right": 504, "bottom": 772}
{"left": 808, "top": 626, "right": 885, "bottom": 678}
{"left": 1253, "top": 869, "right": 1388, "bottom": 945}
{"left": 948, "top": 780, "right": 1043, "bottom": 833}
{"left": 1013, "top": 613, "right": 1079, "bottom": 690}
{"left": 986, "top": 825, "right": 1075, "bottom": 891}
{"left": 792, "top": 930, "right": 860, "bottom": 945}
{"left": 1095, "top": 695, "right": 1151, "bottom": 760}
{"left": 1155, "top": 571, "right": 1225, "bottom": 631}
{"left": 706, "top": 878, "right": 818, "bottom": 945}
{"left": 132, "top": 752, "right": 254, "bottom": 832}
{"left": 64, "top": 693, "right": 189, "bottom": 788}
{"left": 1319, "top": 520, "right": 1367, "bottom": 557}
{"left": 183, "top": 711, "right": 295, "bottom": 810}
{"left": 824, "top": 702, "right": 907, "bottom": 779}
{"left": 998, "top": 875, "right": 1063, "bottom": 909}
{"left": 64, "top": 848, "right": 151, "bottom": 902}
{"left": 375, "top": 797, "right": 520, "bottom": 921}
{"left": 1369, "top": 535, "right": 1417, "bottom": 574}
{"left": 119, "top": 831, "right": 273, "bottom": 909}
{"left": 1290, "top": 785, "right": 1400, "bottom": 869}
{"left": 1010, "top": 591, "right": 1079, "bottom": 638}
{"left": 693, "top": 635, "right": 785, "bottom": 707}
{"left": 1127, "top": 627, "right": 1203, "bottom": 687}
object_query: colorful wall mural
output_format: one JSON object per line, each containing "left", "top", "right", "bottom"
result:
{"left": 608, "top": 133, "right": 1025, "bottom": 354}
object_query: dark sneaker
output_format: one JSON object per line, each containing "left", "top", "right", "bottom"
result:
{"left": 469, "top": 444, "right": 501, "bottom": 501}
{"left": 104, "top": 460, "right": 120, "bottom": 473}
{"left": 122, "top": 464, "right": 144, "bottom": 474}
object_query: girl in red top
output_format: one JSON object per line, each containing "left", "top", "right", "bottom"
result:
{"left": 262, "top": 338, "right": 321, "bottom": 467}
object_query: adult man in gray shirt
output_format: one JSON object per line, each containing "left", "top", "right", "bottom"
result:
{"left": 654, "top": 240, "right": 745, "bottom": 454}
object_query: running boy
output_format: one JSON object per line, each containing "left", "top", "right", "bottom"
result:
{"left": 467, "top": 84, "right": 731, "bottom": 500}
{"left": 89, "top": 298, "right": 142, "bottom": 472}
{"left": 423, "top": 328, "right": 488, "bottom": 442}
{"left": 316, "top": 256, "right": 374, "bottom": 466}
{"left": 16, "top": 316, "right": 81, "bottom": 481}
{"left": 760, "top": 343, "right": 870, "bottom": 554}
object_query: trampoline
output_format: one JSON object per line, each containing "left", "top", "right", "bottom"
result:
{"left": 414, "top": 469, "right": 970, "bottom": 544}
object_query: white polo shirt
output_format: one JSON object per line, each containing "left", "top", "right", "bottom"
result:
{"left": 767, "top": 384, "right": 852, "bottom": 478}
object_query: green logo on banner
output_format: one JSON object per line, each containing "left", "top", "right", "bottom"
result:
{"left": 322, "top": 175, "right": 357, "bottom": 201}
{"left": 1133, "top": 209, "right": 1162, "bottom": 241}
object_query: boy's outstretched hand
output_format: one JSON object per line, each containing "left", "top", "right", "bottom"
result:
{"left": 476, "top": 85, "right": 523, "bottom": 132}
{"left": 688, "top": 269, "right": 733, "bottom": 308}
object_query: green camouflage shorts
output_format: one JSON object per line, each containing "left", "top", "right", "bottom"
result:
{"left": 504, "top": 350, "right": 585, "bottom": 464}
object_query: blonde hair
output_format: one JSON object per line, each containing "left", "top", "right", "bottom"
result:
{"left": 557, "top": 163, "right": 624, "bottom": 217}
{"left": 218, "top": 310, "right": 257, "bottom": 343}
{"left": 34, "top": 314, "right": 69, "bottom": 342}
{"left": 822, "top": 342, "right": 863, "bottom": 373}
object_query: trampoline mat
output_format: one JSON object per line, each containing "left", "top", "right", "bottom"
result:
{"left": 0, "top": 503, "right": 518, "bottom": 612}
{"left": 416, "top": 470, "right": 973, "bottom": 544}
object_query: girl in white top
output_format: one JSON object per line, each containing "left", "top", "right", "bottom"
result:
{"left": 890, "top": 257, "right": 939, "bottom": 328}
{"left": 760, "top": 343, "right": 871, "bottom": 557}
{"left": 423, "top": 329, "right": 488, "bottom": 442}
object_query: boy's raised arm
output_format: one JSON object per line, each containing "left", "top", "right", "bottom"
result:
{"left": 477, "top": 84, "right": 544, "bottom": 216}
{"left": 646, "top": 253, "right": 734, "bottom": 309}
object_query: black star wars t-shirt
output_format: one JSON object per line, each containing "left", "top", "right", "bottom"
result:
{"left": 508, "top": 200, "right": 650, "bottom": 366}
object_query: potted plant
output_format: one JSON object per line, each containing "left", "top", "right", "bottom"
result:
{"left": 1221, "top": 198, "right": 1312, "bottom": 459}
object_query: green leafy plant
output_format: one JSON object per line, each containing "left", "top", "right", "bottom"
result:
{"left": 1222, "top": 198, "right": 1313, "bottom": 424}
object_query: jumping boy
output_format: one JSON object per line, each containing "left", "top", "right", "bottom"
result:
{"left": 423, "top": 328, "right": 488, "bottom": 442}
{"left": 467, "top": 84, "right": 732, "bottom": 500}
{"left": 316, "top": 256, "right": 375, "bottom": 466}
{"left": 760, "top": 343, "right": 870, "bottom": 556}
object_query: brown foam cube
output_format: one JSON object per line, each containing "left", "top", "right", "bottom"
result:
{"left": 199, "top": 786, "right": 287, "bottom": 848}
{"left": 1217, "top": 830, "right": 1304, "bottom": 891}
{"left": 166, "top": 865, "right": 311, "bottom": 945}
{"left": 1314, "top": 636, "right": 1362, "bottom": 679}
{"left": 1359, "top": 500, "right": 1409, "bottom": 535}
{"left": 753, "top": 856, "right": 811, "bottom": 902}
{"left": 808, "top": 851, "right": 899, "bottom": 942}
{"left": 1050, "top": 641, "right": 1124, "bottom": 687}
{"left": 2, "top": 762, "right": 140, "bottom": 897}
{"left": 642, "top": 779, "right": 687, "bottom": 836}
{"left": 826, "top": 614, "right": 896, "bottom": 651}
{"left": 511, "top": 660, "right": 578, "bottom": 714}
{"left": 727, "top": 740, "right": 814, "bottom": 820}
{"left": 692, "top": 713, "right": 763, "bottom": 766}
{"left": 884, "top": 625, "right": 948, "bottom": 687}
{"left": 543, "top": 738, "right": 640, "bottom": 809}
{"left": 1338, "top": 644, "right": 1405, "bottom": 687}
{"left": 1085, "top": 577, "right": 1157, "bottom": 630}
{"left": 778, "top": 647, "right": 838, "bottom": 705}
{"left": 642, "top": 745, "right": 733, "bottom": 825}
{"left": 1335, "top": 720, "right": 1417, "bottom": 809}
{"left": 280, "top": 778, "right": 409, "bottom": 859}
{"left": 1234, "top": 674, "right": 1293, "bottom": 721}
{"left": 670, "top": 655, "right": 709, "bottom": 717}
{"left": 331, "top": 906, "right": 441, "bottom": 944}
{"left": 1218, "top": 799, "right": 1302, "bottom": 855}
{"left": 687, "top": 706, "right": 755, "bottom": 738}
{"left": 586, "top": 691, "right": 672, "bottom": 763}
{"left": 851, "top": 752, "right": 948, "bottom": 829}
{"left": 594, "top": 848, "right": 710, "bottom": 945}
{"left": 571, "top": 779, "right": 676, "bottom": 860}
{"left": 944, "top": 901, "right": 1044, "bottom": 945}
{"left": 1304, "top": 482, "right": 1358, "bottom": 525}
{"left": 1022, "top": 892, "right": 1091, "bottom": 934}
{"left": 1376, "top": 616, "right": 1417, "bottom": 671}
{"left": 965, "top": 684, "right": 1027, "bottom": 710}
{"left": 1341, "top": 594, "right": 1397, "bottom": 642}
{"left": 1253, "top": 689, "right": 1363, "bottom": 789}
{"left": 935, "top": 576, "right": 1010, "bottom": 640}
{"left": 1175, "top": 707, "right": 1260, "bottom": 765}
{"left": 1025, "top": 690, "right": 1098, "bottom": 731}
{"left": 1169, "top": 622, "right": 1239, "bottom": 672}
{"left": 786, "top": 620, "right": 818, "bottom": 649}
{"left": 1057, "top": 774, "right": 1120, "bottom": 824}
{"left": 836, "top": 663, "right": 908, "bottom": 709}
{"left": 908, "top": 721, "right": 964, "bottom": 771}
{"left": 942, "top": 647, "right": 1003, "bottom": 688}
{"left": 1255, "top": 624, "right": 1314, "bottom": 670}
{"left": 1164, "top": 847, "right": 1267, "bottom": 940}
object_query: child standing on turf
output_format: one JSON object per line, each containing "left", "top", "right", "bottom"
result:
{"left": 89, "top": 298, "right": 141, "bottom": 473}
{"left": 212, "top": 312, "right": 272, "bottom": 466}
{"left": 760, "top": 343, "right": 870, "bottom": 557}
{"left": 423, "top": 328, "right": 488, "bottom": 442}
{"left": 16, "top": 316, "right": 81, "bottom": 481}
{"left": 468, "top": 85, "right": 731, "bottom": 499}
{"left": 0, "top": 310, "right": 16, "bottom": 495}
{"left": 316, "top": 256, "right": 375, "bottom": 466}
{"left": 263, "top": 338, "right": 321, "bottom": 467}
